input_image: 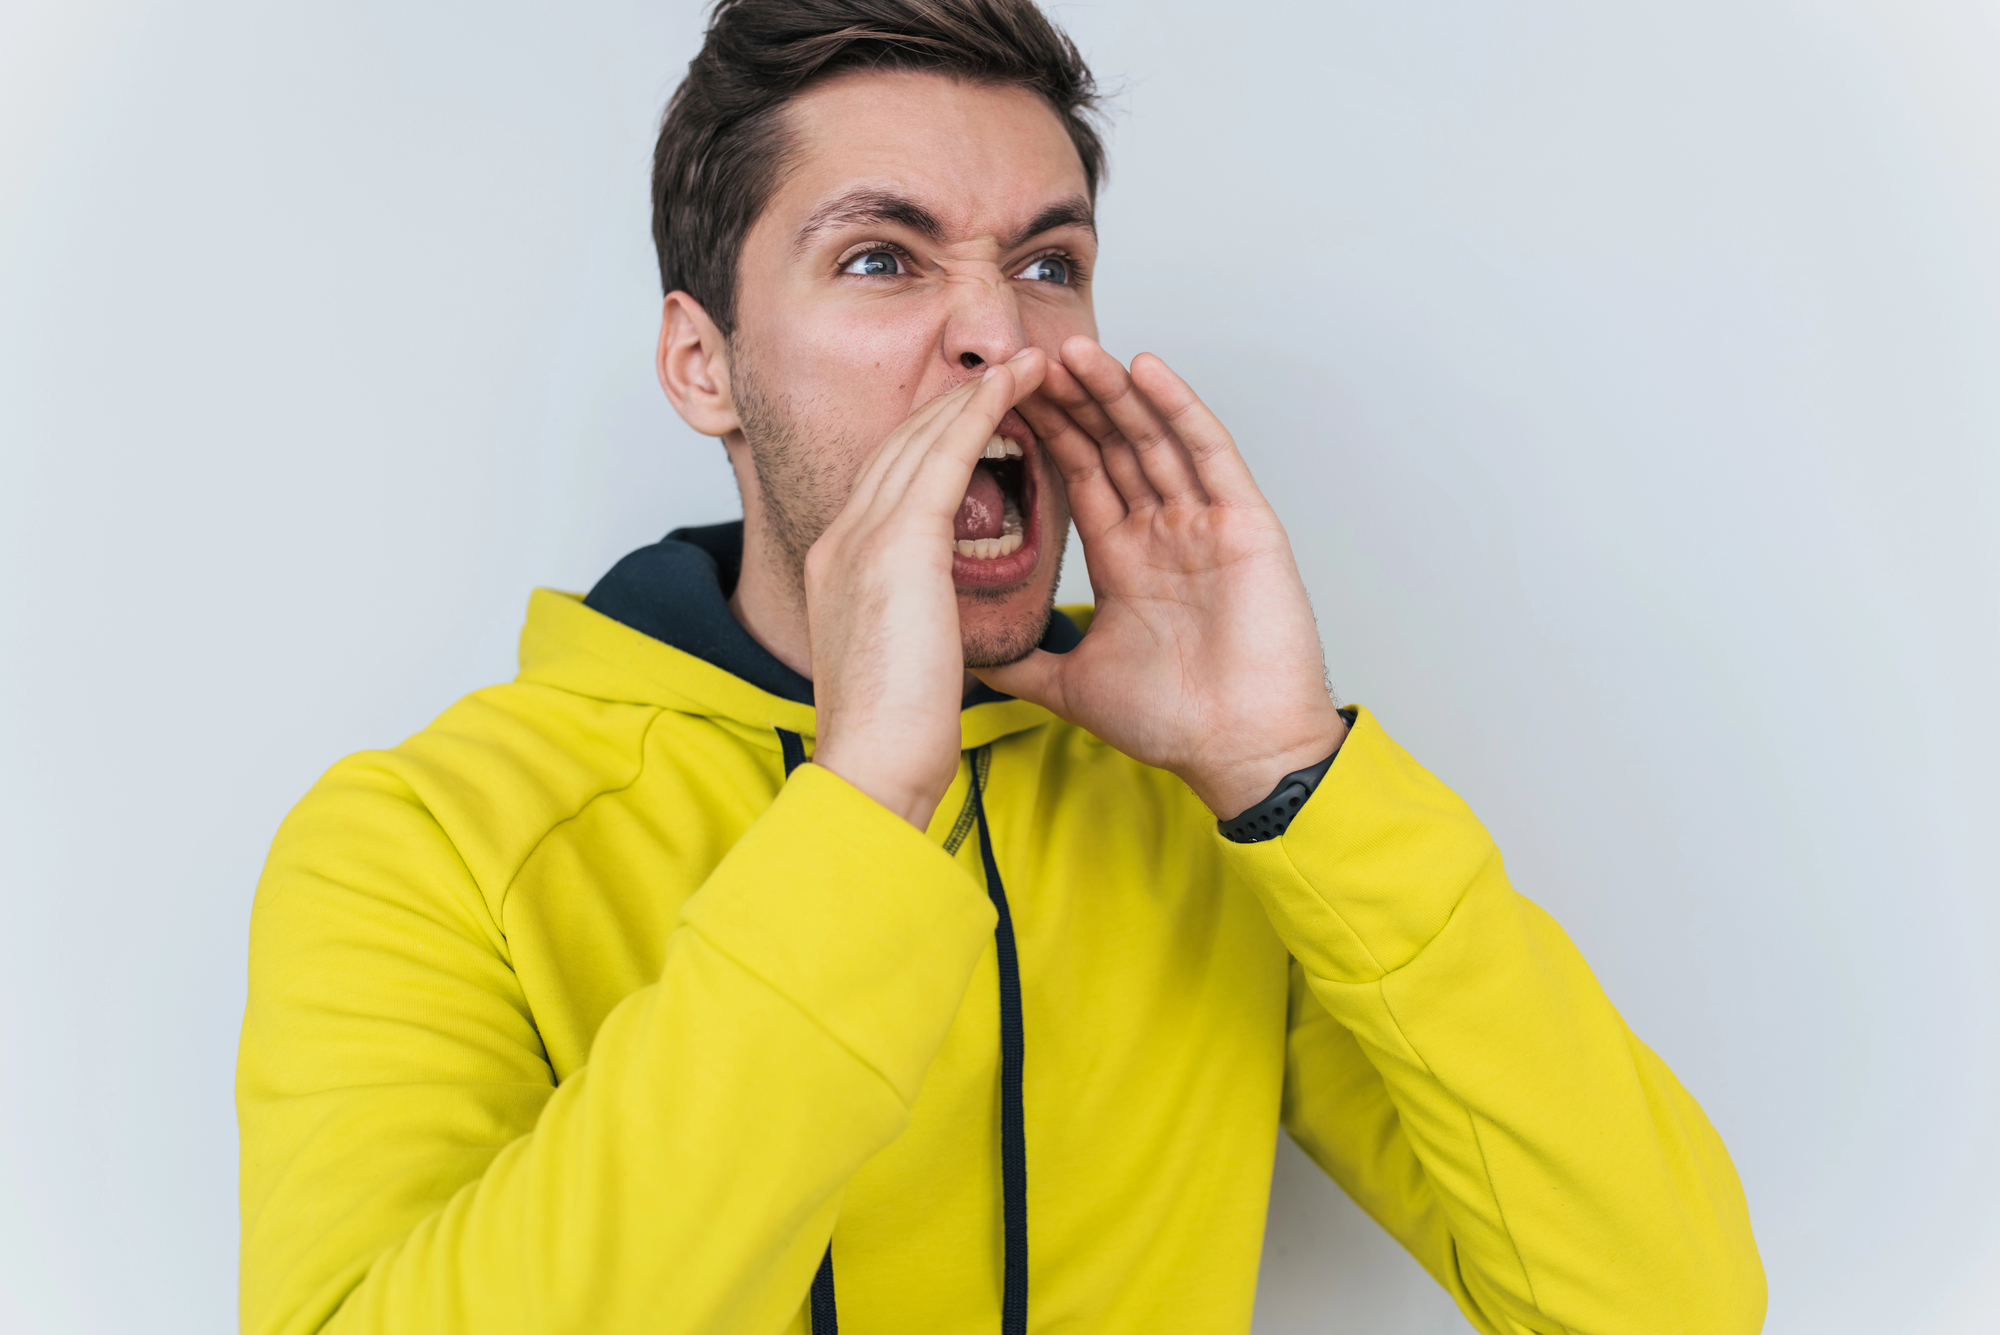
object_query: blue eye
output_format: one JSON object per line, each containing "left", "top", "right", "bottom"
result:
{"left": 843, "top": 251, "right": 903, "bottom": 276}
{"left": 1018, "top": 256, "right": 1070, "bottom": 284}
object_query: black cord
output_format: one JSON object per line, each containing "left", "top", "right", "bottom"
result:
{"left": 970, "top": 748, "right": 1030, "bottom": 1335}
{"left": 778, "top": 730, "right": 840, "bottom": 1334}
{"left": 779, "top": 731, "right": 1029, "bottom": 1334}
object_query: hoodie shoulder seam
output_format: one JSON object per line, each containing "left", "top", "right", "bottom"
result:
{"left": 491, "top": 705, "right": 669, "bottom": 931}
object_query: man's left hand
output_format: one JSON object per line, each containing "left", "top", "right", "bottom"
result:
{"left": 973, "top": 336, "right": 1348, "bottom": 820}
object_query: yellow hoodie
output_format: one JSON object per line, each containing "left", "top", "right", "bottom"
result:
{"left": 238, "top": 530, "right": 1763, "bottom": 1335}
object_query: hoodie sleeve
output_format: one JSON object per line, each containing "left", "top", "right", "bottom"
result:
{"left": 1218, "top": 708, "right": 1765, "bottom": 1335}
{"left": 237, "top": 758, "right": 995, "bottom": 1335}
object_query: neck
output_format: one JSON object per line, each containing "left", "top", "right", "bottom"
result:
{"left": 725, "top": 498, "right": 982, "bottom": 702}
{"left": 727, "top": 504, "right": 816, "bottom": 683}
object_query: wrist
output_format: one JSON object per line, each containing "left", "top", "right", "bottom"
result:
{"left": 808, "top": 740, "right": 948, "bottom": 830}
{"left": 1186, "top": 709, "right": 1351, "bottom": 821}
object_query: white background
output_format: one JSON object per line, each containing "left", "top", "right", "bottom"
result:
{"left": 4, "top": 1, "right": 1998, "bottom": 1330}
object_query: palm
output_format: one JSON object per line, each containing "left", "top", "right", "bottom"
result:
{"left": 980, "top": 340, "right": 1344, "bottom": 817}
{"left": 1067, "top": 505, "right": 1312, "bottom": 770}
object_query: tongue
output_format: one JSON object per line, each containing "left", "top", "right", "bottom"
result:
{"left": 955, "top": 464, "right": 1005, "bottom": 542}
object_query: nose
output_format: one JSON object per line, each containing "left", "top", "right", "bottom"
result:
{"left": 942, "top": 273, "right": 1026, "bottom": 374}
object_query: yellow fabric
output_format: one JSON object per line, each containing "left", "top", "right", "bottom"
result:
{"left": 238, "top": 589, "right": 1764, "bottom": 1334}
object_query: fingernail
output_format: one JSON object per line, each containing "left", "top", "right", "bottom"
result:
{"left": 981, "top": 365, "right": 999, "bottom": 381}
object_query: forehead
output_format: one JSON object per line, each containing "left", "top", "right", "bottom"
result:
{"left": 769, "top": 70, "right": 1089, "bottom": 243}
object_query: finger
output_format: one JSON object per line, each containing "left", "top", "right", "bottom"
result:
{"left": 1060, "top": 336, "right": 1209, "bottom": 508}
{"left": 1001, "top": 346, "right": 1050, "bottom": 407}
{"left": 846, "top": 374, "right": 986, "bottom": 514}
{"left": 968, "top": 648, "right": 1071, "bottom": 719}
{"left": 860, "top": 353, "right": 1033, "bottom": 524}
{"left": 1041, "top": 355, "right": 1161, "bottom": 513}
{"left": 1129, "top": 352, "right": 1266, "bottom": 507}
{"left": 1017, "top": 390, "right": 1128, "bottom": 540}
{"left": 904, "top": 353, "right": 1044, "bottom": 514}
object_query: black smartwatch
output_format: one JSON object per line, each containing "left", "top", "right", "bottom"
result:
{"left": 1217, "top": 707, "right": 1357, "bottom": 844}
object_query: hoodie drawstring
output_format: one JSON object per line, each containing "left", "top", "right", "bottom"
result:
{"left": 778, "top": 731, "right": 1027, "bottom": 1335}
{"left": 970, "top": 746, "right": 1031, "bottom": 1335}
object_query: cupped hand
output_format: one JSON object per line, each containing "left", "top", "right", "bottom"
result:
{"left": 972, "top": 337, "right": 1347, "bottom": 820}
{"left": 805, "top": 348, "right": 1048, "bottom": 828}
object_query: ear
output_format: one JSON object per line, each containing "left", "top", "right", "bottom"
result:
{"left": 656, "top": 292, "right": 740, "bottom": 437}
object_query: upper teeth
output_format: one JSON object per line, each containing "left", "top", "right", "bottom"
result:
{"left": 982, "top": 436, "right": 1024, "bottom": 459}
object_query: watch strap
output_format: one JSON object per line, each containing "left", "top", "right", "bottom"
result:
{"left": 1216, "top": 707, "right": 1357, "bottom": 844}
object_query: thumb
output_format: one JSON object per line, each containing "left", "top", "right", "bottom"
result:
{"left": 970, "top": 648, "right": 1070, "bottom": 717}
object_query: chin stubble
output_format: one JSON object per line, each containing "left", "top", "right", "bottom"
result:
{"left": 959, "top": 539, "right": 1066, "bottom": 670}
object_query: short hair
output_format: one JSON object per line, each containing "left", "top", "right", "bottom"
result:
{"left": 652, "top": 0, "right": 1107, "bottom": 335}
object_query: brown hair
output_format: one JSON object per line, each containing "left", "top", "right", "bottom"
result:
{"left": 652, "top": 0, "right": 1107, "bottom": 335}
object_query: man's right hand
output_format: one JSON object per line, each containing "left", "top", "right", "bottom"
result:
{"left": 804, "top": 348, "right": 1047, "bottom": 829}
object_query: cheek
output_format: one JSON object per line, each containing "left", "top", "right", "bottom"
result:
{"left": 1040, "top": 462, "right": 1072, "bottom": 532}
{"left": 1021, "top": 293, "right": 1097, "bottom": 353}
{"left": 787, "top": 311, "right": 945, "bottom": 441}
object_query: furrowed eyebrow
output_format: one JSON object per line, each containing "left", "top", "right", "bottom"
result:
{"left": 1006, "top": 197, "right": 1096, "bottom": 250}
{"left": 792, "top": 189, "right": 1097, "bottom": 258}
{"left": 793, "top": 190, "right": 947, "bottom": 256}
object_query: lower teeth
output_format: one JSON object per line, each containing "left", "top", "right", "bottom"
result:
{"left": 954, "top": 533, "right": 1023, "bottom": 559}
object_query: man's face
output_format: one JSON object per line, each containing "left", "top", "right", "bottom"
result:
{"left": 728, "top": 70, "right": 1098, "bottom": 666}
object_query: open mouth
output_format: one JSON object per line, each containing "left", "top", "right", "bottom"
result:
{"left": 951, "top": 413, "right": 1040, "bottom": 588}
{"left": 954, "top": 436, "right": 1028, "bottom": 558}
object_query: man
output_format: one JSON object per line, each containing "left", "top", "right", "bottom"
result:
{"left": 237, "top": 1, "right": 1765, "bottom": 1331}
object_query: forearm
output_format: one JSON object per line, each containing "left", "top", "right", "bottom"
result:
{"left": 315, "top": 938, "right": 899, "bottom": 1333}
{"left": 1237, "top": 709, "right": 1765, "bottom": 1334}
{"left": 241, "top": 762, "right": 995, "bottom": 1335}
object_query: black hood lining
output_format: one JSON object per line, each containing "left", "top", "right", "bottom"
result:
{"left": 584, "top": 521, "right": 1080, "bottom": 709}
